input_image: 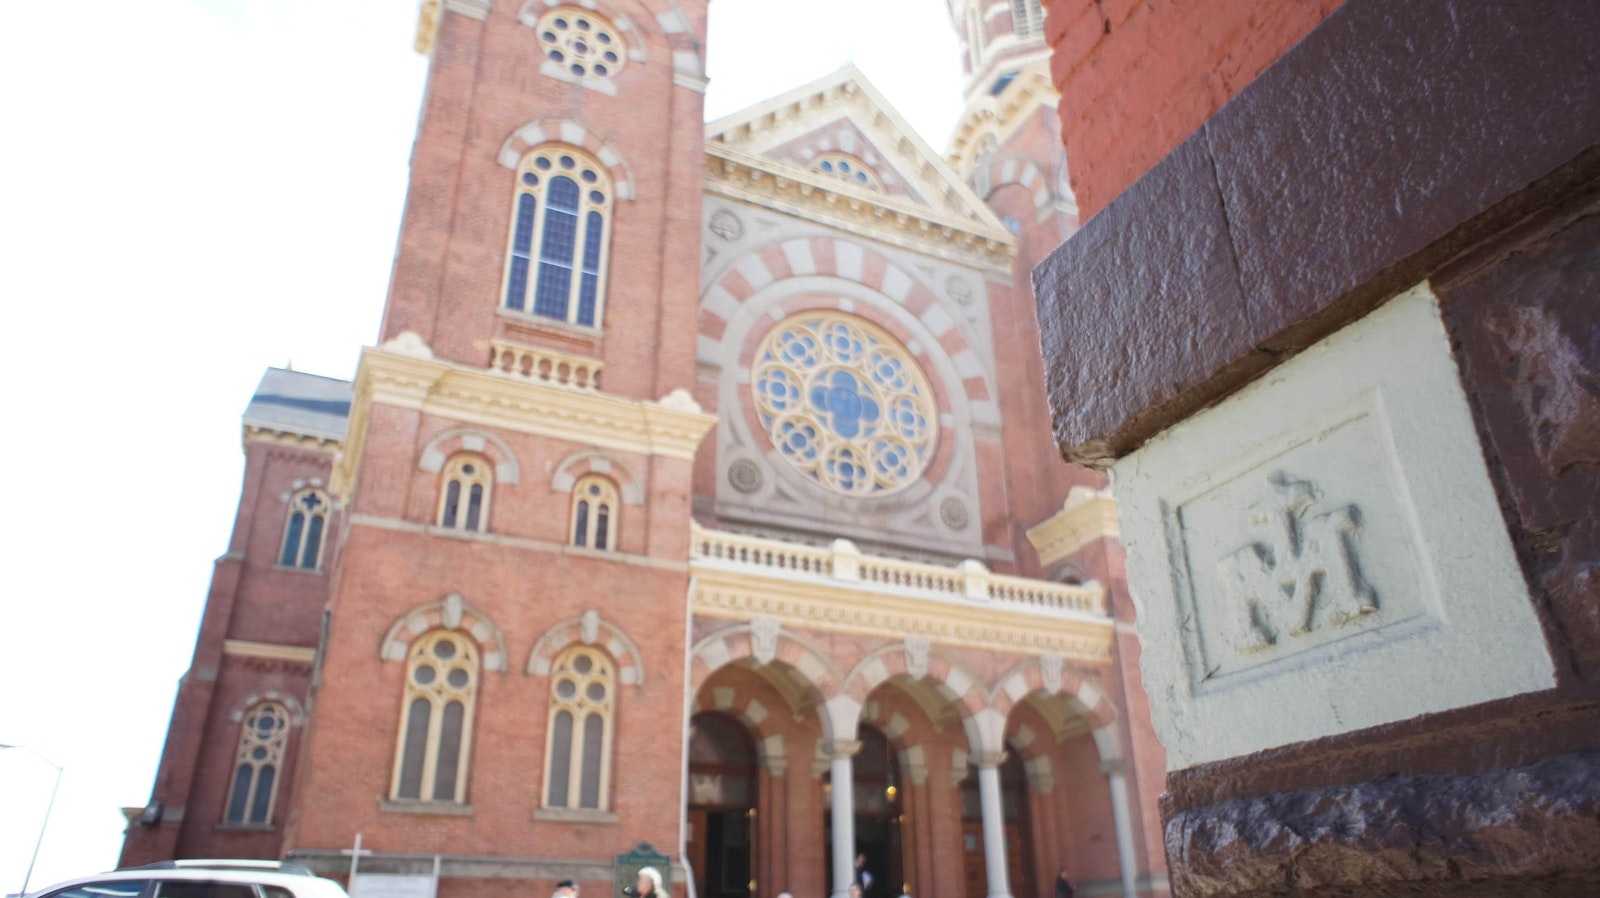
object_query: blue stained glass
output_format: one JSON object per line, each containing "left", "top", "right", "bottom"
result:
{"left": 226, "top": 765, "right": 252, "bottom": 823}
{"left": 535, "top": 177, "right": 580, "bottom": 320}
{"left": 303, "top": 514, "right": 324, "bottom": 568}
{"left": 280, "top": 512, "right": 304, "bottom": 567}
{"left": 250, "top": 766, "right": 275, "bottom": 823}
{"left": 577, "top": 210, "right": 603, "bottom": 326}
{"left": 506, "top": 193, "right": 537, "bottom": 311}
{"left": 810, "top": 370, "right": 879, "bottom": 438}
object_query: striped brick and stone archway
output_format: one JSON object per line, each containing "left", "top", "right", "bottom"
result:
{"left": 689, "top": 623, "right": 848, "bottom": 898}
{"left": 992, "top": 656, "right": 1144, "bottom": 898}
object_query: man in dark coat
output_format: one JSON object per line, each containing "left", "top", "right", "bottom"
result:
{"left": 1055, "top": 868, "right": 1074, "bottom": 898}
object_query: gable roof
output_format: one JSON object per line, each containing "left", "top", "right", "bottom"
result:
{"left": 705, "top": 66, "right": 1014, "bottom": 264}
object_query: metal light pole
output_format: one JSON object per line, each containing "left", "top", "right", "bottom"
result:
{"left": 0, "top": 744, "right": 63, "bottom": 897}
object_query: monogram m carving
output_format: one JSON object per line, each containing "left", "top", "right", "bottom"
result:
{"left": 1215, "top": 472, "right": 1378, "bottom": 653}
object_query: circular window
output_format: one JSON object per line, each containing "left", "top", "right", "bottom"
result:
{"left": 752, "top": 313, "right": 938, "bottom": 495}
{"left": 536, "top": 8, "right": 626, "bottom": 80}
{"left": 809, "top": 152, "right": 883, "bottom": 192}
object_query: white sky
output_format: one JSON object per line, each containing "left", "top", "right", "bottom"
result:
{"left": 0, "top": 0, "right": 963, "bottom": 890}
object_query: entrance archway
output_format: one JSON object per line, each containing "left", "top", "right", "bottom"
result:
{"left": 687, "top": 712, "right": 758, "bottom": 898}
{"left": 824, "top": 724, "right": 904, "bottom": 898}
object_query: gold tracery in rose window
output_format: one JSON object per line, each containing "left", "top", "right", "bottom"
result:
{"left": 751, "top": 313, "right": 938, "bottom": 496}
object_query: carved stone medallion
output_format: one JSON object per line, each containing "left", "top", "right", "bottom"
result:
{"left": 945, "top": 275, "right": 973, "bottom": 305}
{"left": 708, "top": 210, "right": 743, "bottom": 242}
{"left": 727, "top": 459, "right": 763, "bottom": 493}
{"left": 939, "top": 496, "right": 970, "bottom": 530}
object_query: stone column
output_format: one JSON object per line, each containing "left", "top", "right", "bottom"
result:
{"left": 1103, "top": 761, "right": 1138, "bottom": 898}
{"left": 826, "top": 740, "right": 860, "bottom": 898}
{"left": 976, "top": 752, "right": 1012, "bottom": 898}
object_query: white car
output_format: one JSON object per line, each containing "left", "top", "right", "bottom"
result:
{"left": 25, "top": 860, "right": 349, "bottom": 898}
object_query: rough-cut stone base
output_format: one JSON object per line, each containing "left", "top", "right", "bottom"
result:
{"left": 1166, "top": 749, "right": 1600, "bottom": 897}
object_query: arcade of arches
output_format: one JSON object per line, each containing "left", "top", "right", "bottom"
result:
{"left": 686, "top": 638, "right": 1139, "bottom": 898}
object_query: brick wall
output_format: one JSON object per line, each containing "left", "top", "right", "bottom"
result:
{"left": 1044, "top": 0, "right": 1343, "bottom": 219}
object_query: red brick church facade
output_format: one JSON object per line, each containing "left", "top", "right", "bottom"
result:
{"left": 122, "top": 2, "right": 1172, "bottom": 897}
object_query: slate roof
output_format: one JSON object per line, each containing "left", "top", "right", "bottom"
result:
{"left": 242, "top": 367, "right": 352, "bottom": 441}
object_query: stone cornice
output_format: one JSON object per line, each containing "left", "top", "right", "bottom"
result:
{"left": 1026, "top": 486, "right": 1120, "bottom": 567}
{"left": 222, "top": 640, "right": 316, "bottom": 664}
{"left": 333, "top": 342, "right": 715, "bottom": 496}
{"left": 707, "top": 70, "right": 999, "bottom": 224}
{"left": 705, "top": 144, "right": 1016, "bottom": 270}
{"left": 242, "top": 425, "right": 342, "bottom": 454}
{"left": 690, "top": 565, "right": 1113, "bottom": 662}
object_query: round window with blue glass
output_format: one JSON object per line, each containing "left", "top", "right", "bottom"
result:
{"left": 752, "top": 313, "right": 937, "bottom": 495}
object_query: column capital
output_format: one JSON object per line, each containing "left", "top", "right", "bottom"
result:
{"left": 976, "top": 750, "right": 1008, "bottom": 769}
{"left": 823, "top": 739, "right": 862, "bottom": 760}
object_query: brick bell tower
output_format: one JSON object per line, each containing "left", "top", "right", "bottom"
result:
{"left": 281, "top": 0, "right": 715, "bottom": 890}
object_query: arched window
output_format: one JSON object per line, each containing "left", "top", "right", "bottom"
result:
{"left": 279, "top": 488, "right": 329, "bottom": 570}
{"left": 437, "top": 454, "right": 492, "bottom": 532}
{"left": 543, "top": 646, "right": 615, "bottom": 810}
{"left": 502, "top": 146, "right": 615, "bottom": 328}
{"left": 224, "top": 702, "right": 289, "bottom": 825}
{"left": 391, "top": 631, "right": 478, "bottom": 803}
{"left": 570, "top": 475, "right": 618, "bottom": 550}
{"left": 1011, "top": 0, "right": 1044, "bottom": 39}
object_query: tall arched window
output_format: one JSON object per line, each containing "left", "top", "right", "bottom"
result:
{"left": 570, "top": 475, "right": 618, "bottom": 550}
{"left": 391, "top": 631, "right": 478, "bottom": 803}
{"left": 437, "top": 454, "right": 492, "bottom": 532}
{"left": 543, "top": 646, "right": 615, "bottom": 810}
{"left": 502, "top": 146, "right": 615, "bottom": 328}
{"left": 224, "top": 702, "right": 289, "bottom": 825}
{"left": 279, "top": 488, "right": 329, "bottom": 570}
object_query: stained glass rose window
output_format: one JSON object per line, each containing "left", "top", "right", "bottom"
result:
{"left": 752, "top": 313, "right": 937, "bottom": 495}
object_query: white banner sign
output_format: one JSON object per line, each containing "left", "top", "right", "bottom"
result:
{"left": 352, "top": 874, "right": 436, "bottom": 898}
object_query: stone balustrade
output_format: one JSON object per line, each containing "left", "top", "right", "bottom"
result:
{"left": 690, "top": 524, "right": 1106, "bottom": 618}
{"left": 488, "top": 339, "right": 604, "bottom": 390}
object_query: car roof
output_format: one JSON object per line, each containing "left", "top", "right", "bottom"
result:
{"left": 26, "top": 867, "right": 349, "bottom": 898}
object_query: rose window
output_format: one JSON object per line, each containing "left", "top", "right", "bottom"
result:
{"left": 752, "top": 313, "right": 937, "bottom": 495}
{"left": 536, "top": 8, "right": 626, "bottom": 79}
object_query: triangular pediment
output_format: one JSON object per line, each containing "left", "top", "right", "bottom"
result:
{"left": 706, "top": 66, "right": 1007, "bottom": 231}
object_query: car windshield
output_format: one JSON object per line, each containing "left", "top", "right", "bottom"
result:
{"left": 45, "top": 883, "right": 148, "bottom": 898}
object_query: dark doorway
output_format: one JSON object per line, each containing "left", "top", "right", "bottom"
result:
{"left": 824, "top": 725, "right": 905, "bottom": 898}
{"left": 959, "top": 752, "right": 1033, "bottom": 898}
{"left": 687, "top": 712, "right": 757, "bottom": 898}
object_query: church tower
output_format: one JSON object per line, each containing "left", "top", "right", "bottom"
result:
{"left": 123, "top": 3, "right": 1178, "bottom": 896}
{"left": 281, "top": 0, "right": 715, "bottom": 879}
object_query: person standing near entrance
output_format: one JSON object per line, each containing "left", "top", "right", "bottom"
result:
{"left": 554, "top": 880, "right": 579, "bottom": 898}
{"left": 1054, "top": 868, "right": 1074, "bottom": 898}
{"left": 852, "top": 854, "right": 873, "bottom": 898}
{"left": 633, "top": 868, "right": 664, "bottom": 898}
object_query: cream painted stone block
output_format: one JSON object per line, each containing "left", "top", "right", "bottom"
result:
{"left": 1114, "top": 284, "right": 1554, "bottom": 771}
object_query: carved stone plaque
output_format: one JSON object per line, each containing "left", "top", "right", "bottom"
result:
{"left": 1175, "top": 413, "right": 1429, "bottom": 688}
{"left": 1114, "top": 285, "right": 1554, "bottom": 770}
